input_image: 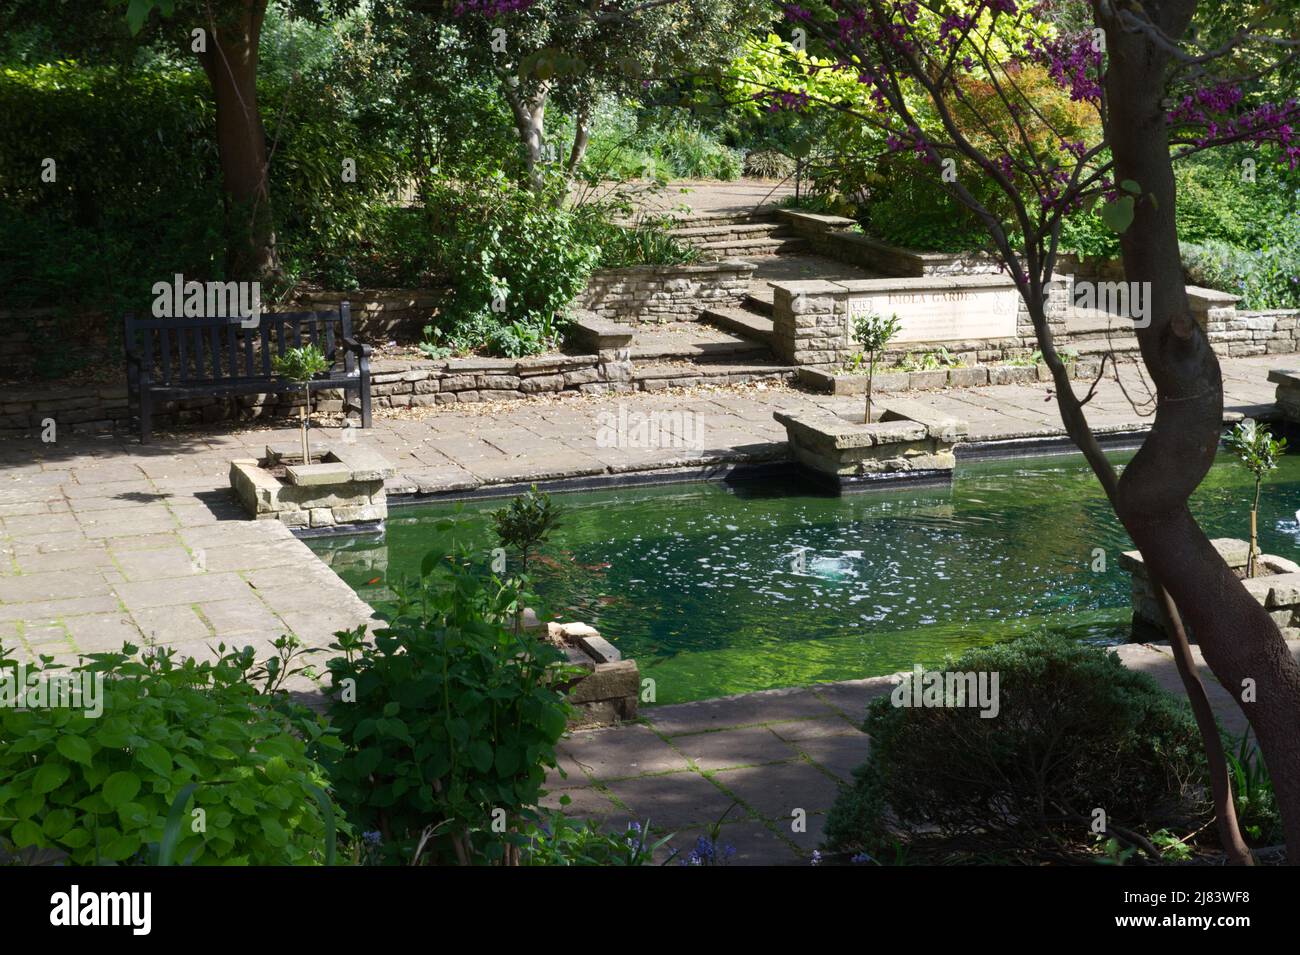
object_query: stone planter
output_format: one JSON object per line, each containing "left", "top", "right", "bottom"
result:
{"left": 774, "top": 398, "right": 968, "bottom": 491}
{"left": 1120, "top": 538, "right": 1300, "bottom": 640}
{"left": 230, "top": 443, "right": 396, "bottom": 535}
{"left": 536, "top": 620, "right": 640, "bottom": 727}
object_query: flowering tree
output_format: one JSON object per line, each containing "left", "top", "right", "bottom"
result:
{"left": 773, "top": 0, "right": 1300, "bottom": 861}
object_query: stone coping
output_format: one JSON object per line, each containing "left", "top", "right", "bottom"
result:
{"left": 771, "top": 273, "right": 1030, "bottom": 298}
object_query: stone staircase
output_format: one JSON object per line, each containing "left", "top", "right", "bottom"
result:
{"left": 620, "top": 318, "right": 795, "bottom": 392}
{"left": 670, "top": 211, "right": 808, "bottom": 260}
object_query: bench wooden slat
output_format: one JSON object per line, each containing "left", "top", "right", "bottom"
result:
{"left": 124, "top": 303, "right": 368, "bottom": 442}
{"left": 209, "top": 323, "right": 222, "bottom": 380}
{"left": 159, "top": 326, "right": 172, "bottom": 382}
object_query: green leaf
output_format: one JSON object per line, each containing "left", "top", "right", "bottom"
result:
{"left": 55, "top": 735, "right": 93, "bottom": 766}
{"left": 468, "top": 741, "right": 494, "bottom": 773}
{"left": 102, "top": 771, "right": 141, "bottom": 808}
{"left": 1100, "top": 195, "right": 1135, "bottom": 235}
{"left": 261, "top": 817, "right": 289, "bottom": 848}
{"left": 125, "top": 0, "right": 151, "bottom": 35}
{"left": 1119, "top": 179, "right": 1142, "bottom": 195}
{"left": 32, "top": 761, "right": 70, "bottom": 795}
{"left": 263, "top": 755, "right": 290, "bottom": 784}
{"left": 157, "top": 783, "right": 198, "bottom": 866}
{"left": 11, "top": 819, "right": 43, "bottom": 848}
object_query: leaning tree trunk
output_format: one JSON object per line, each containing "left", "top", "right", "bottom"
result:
{"left": 567, "top": 103, "right": 592, "bottom": 173}
{"left": 502, "top": 77, "right": 550, "bottom": 194}
{"left": 198, "top": 0, "right": 279, "bottom": 280}
{"left": 1102, "top": 4, "right": 1300, "bottom": 857}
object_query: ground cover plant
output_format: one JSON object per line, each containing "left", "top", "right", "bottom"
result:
{"left": 0, "top": 641, "right": 341, "bottom": 866}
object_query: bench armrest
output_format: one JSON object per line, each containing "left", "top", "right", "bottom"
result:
{"left": 342, "top": 337, "right": 372, "bottom": 358}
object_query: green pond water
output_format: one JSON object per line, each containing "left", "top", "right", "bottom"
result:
{"left": 308, "top": 451, "right": 1300, "bottom": 705}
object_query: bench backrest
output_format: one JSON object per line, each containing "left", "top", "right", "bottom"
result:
{"left": 124, "top": 304, "right": 354, "bottom": 386}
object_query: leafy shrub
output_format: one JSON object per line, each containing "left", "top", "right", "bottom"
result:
{"left": 422, "top": 178, "right": 600, "bottom": 357}
{"left": 862, "top": 154, "right": 993, "bottom": 252}
{"left": 521, "top": 814, "right": 666, "bottom": 866}
{"left": 823, "top": 634, "right": 1210, "bottom": 863}
{"left": 1182, "top": 225, "right": 1300, "bottom": 310}
{"left": 582, "top": 104, "right": 742, "bottom": 181}
{"left": 324, "top": 520, "right": 572, "bottom": 865}
{"left": 0, "top": 642, "right": 340, "bottom": 866}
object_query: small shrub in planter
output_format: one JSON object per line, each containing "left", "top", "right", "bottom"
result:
{"left": 0, "top": 641, "right": 341, "bottom": 866}
{"left": 823, "top": 634, "right": 1210, "bottom": 863}
{"left": 1224, "top": 418, "right": 1287, "bottom": 578}
{"left": 324, "top": 521, "right": 572, "bottom": 865}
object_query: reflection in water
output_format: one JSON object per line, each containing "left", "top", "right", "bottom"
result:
{"left": 308, "top": 450, "right": 1300, "bottom": 704}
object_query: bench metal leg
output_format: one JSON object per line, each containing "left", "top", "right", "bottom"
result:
{"left": 139, "top": 393, "right": 153, "bottom": 444}
{"left": 358, "top": 370, "right": 372, "bottom": 428}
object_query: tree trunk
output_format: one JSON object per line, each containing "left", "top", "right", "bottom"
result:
{"left": 567, "top": 104, "right": 592, "bottom": 173}
{"left": 1102, "top": 4, "right": 1300, "bottom": 856}
{"left": 198, "top": 0, "right": 278, "bottom": 280}
{"left": 502, "top": 77, "right": 549, "bottom": 193}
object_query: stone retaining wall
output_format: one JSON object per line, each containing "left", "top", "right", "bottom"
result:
{"left": 296, "top": 288, "right": 445, "bottom": 341}
{"left": 770, "top": 275, "right": 1069, "bottom": 368}
{"left": 362, "top": 351, "right": 634, "bottom": 408}
{"left": 575, "top": 260, "right": 755, "bottom": 323}
{"left": 1205, "top": 307, "right": 1300, "bottom": 357}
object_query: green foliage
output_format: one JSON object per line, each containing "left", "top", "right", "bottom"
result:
{"left": 1182, "top": 221, "right": 1300, "bottom": 310}
{"left": 823, "top": 634, "right": 1210, "bottom": 863}
{"left": 895, "top": 347, "right": 963, "bottom": 372}
{"left": 582, "top": 104, "right": 744, "bottom": 181}
{"left": 323, "top": 521, "right": 572, "bottom": 865}
{"left": 272, "top": 345, "right": 330, "bottom": 384}
{"left": 1226, "top": 418, "right": 1287, "bottom": 481}
{"left": 492, "top": 485, "right": 564, "bottom": 574}
{"left": 421, "top": 178, "right": 600, "bottom": 358}
{"left": 521, "top": 814, "right": 667, "bottom": 866}
{"left": 1226, "top": 733, "right": 1283, "bottom": 845}
{"left": 862, "top": 155, "right": 994, "bottom": 252}
{"left": 852, "top": 310, "right": 902, "bottom": 355}
{"left": 0, "top": 642, "right": 341, "bottom": 866}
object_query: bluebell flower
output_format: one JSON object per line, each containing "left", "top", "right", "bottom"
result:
{"left": 362, "top": 830, "right": 382, "bottom": 847}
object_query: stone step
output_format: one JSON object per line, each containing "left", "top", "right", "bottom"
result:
{"left": 1062, "top": 336, "right": 1143, "bottom": 356}
{"left": 701, "top": 306, "right": 775, "bottom": 347}
{"left": 667, "top": 210, "right": 781, "bottom": 228}
{"left": 744, "top": 290, "right": 775, "bottom": 316}
{"left": 695, "top": 236, "right": 810, "bottom": 258}
{"left": 628, "top": 335, "right": 770, "bottom": 362}
{"left": 1063, "top": 307, "right": 1144, "bottom": 337}
{"left": 670, "top": 222, "right": 788, "bottom": 240}
{"left": 633, "top": 359, "right": 796, "bottom": 391}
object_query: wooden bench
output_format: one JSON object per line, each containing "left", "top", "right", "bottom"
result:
{"left": 123, "top": 303, "right": 372, "bottom": 443}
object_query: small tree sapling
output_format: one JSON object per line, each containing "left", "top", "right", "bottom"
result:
{"left": 1225, "top": 419, "right": 1288, "bottom": 578}
{"left": 272, "top": 345, "right": 330, "bottom": 465}
{"left": 851, "top": 310, "right": 902, "bottom": 423}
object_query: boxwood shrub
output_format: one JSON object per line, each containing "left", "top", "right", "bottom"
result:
{"left": 824, "top": 634, "right": 1210, "bottom": 863}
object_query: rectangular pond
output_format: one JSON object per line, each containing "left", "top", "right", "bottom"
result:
{"left": 307, "top": 450, "right": 1300, "bottom": 705}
